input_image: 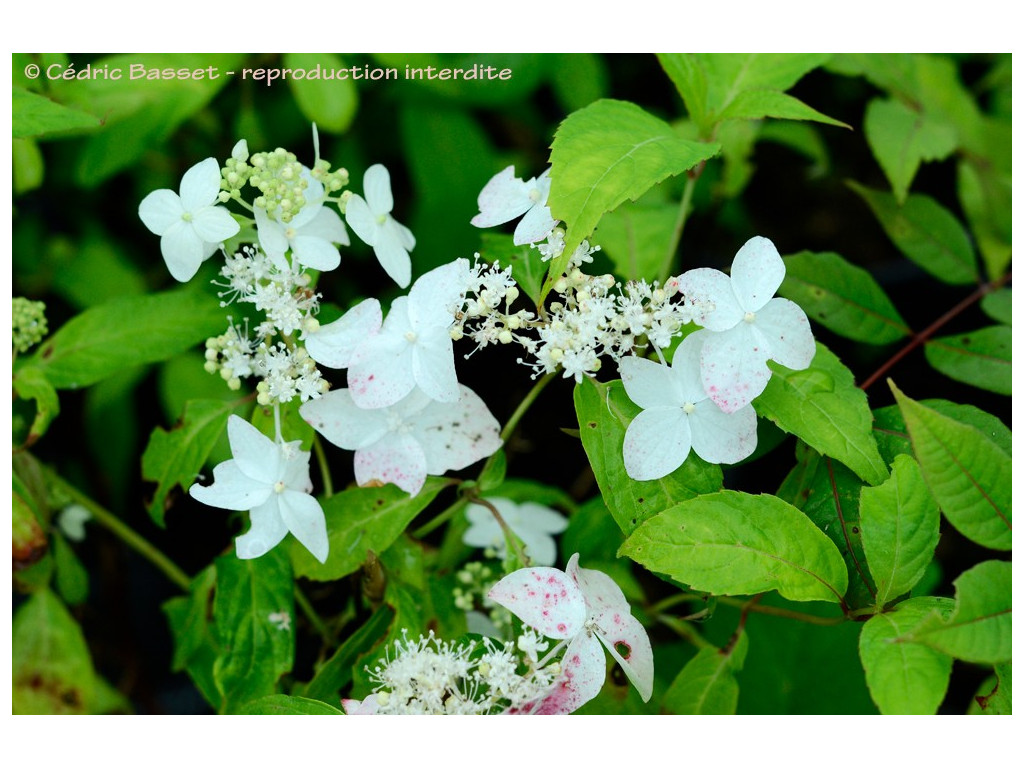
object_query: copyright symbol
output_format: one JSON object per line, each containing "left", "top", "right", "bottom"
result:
{"left": 24, "top": 63, "right": 40, "bottom": 79}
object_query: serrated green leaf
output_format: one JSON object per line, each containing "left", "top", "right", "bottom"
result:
{"left": 859, "top": 596, "right": 954, "bottom": 714}
{"left": 141, "top": 399, "right": 236, "bottom": 528}
{"left": 891, "top": 384, "right": 1011, "bottom": 550}
{"left": 283, "top": 53, "right": 358, "bottom": 133}
{"left": 719, "top": 89, "right": 848, "bottom": 129}
{"left": 620, "top": 490, "right": 849, "bottom": 603}
{"left": 13, "top": 589, "right": 96, "bottom": 714}
{"left": 28, "top": 289, "right": 228, "bottom": 390}
{"left": 213, "top": 549, "right": 295, "bottom": 712}
{"left": 860, "top": 454, "right": 940, "bottom": 605}
{"left": 664, "top": 632, "right": 748, "bottom": 714}
{"left": 848, "top": 183, "right": 977, "bottom": 285}
{"left": 235, "top": 694, "right": 344, "bottom": 715}
{"left": 574, "top": 376, "right": 722, "bottom": 536}
{"left": 924, "top": 326, "right": 1011, "bottom": 395}
{"left": 595, "top": 199, "right": 679, "bottom": 282}
{"left": 290, "top": 479, "right": 448, "bottom": 581}
{"left": 864, "top": 97, "right": 957, "bottom": 204}
{"left": 980, "top": 288, "right": 1011, "bottom": 326}
{"left": 546, "top": 99, "right": 719, "bottom": 294}
{"left": 779, "top": 251, "right": 910, "bottom": 344}
{"left": 776, "top": 444, "right": 876, "bottom": 610}
{"left": 12, "top": 86, "right": 101, "bottom": 138}
{"left": 755, "top": 343, "right": 888, "bottom": 485}
{"left": 904, "top": 560, "right": 1011, "bottom": 664}
{"left": 12, "top": 364, "right": 60, "bottom": 445}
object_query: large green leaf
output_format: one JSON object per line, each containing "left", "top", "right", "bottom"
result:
{"left": 236, "top": 695, "right": 343, "bottom": 715}
{"left": 903, "top": 560, "right": 1011, "bottom": 664}
{"left": 958, "top": 158, "right": 1012, "bottom": 280}
{"left": 860, "top": 454, "right": 940, "bottom": 606}
{"left": 848, "top": 183, "right": 977, "bottom": 285}
{"left": 755, "top": 343, "right": 889, "bottom": 485}
{"left": 864, "top": 97, "right": 957, "bottom": 204}
{"left": 873, "top": 398, "right": 1011, "bottom": 466}
{"left": 891, "top": 384, "right": 1011, "bottom": 550}
{"left": 27, "top": 289, "right": 228, "bottom": 390}
{"left": 663, "top": 632, "right": 748, "bottom": 714}
{"left": 620, "top": 490, "right": 849, "bottom": 604}
{"left": 546, "top": 99, "right": 719, "bottom": 293}
{"left": 283, "top": 53, "right": 358, "bottom": 133}
{"left": 290, "top": 479, "right": 448, "bottom": 581}
{"left": 779, "top": 251, "right": 910, "bottom": 344}
{"left": 574, "top": 376, "right": 722, "bottom": 536}
{"left": 859, "top": 597, "right": 954, "bottom": 714}
{"left": 162, "top": 566, "right": 221, "bottom": 710}
{"left": 924, "top": 326, "right": 1012, "bottom": 395}
{"left": 141, "top": 399, "right": 236, "bottom": 528}
{"left": 718, "top": 89, "right": 848, "bottom": 128}
{"left": 12, "top": 86, "right": 101, "bottom": 138}
{"left": 776, "top": 444, "right": 876, "bottom": 610}
{"left": 12, "top": 589, "right": 96, "bottom": 714}
{"left": 213, "top": 549, "right": 295, "bottom": 712}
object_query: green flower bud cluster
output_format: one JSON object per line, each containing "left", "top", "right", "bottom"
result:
{"left": 219, "top": 154, "right": 253, "bottom": 203}
{"left": 248, "top": 148, "right": 309, "bottom": 223}
{"left": 309, "top": 157, "right": 349, "bottom": 195}
{"left": 12, "top": 297, "right": 47, "bottom": 353}
{"left": 452, "top": 560, "right": 511, "bottom": 631}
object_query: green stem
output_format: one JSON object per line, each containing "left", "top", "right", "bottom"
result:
{"left": 412, "top": 495, "right": 469, "bottom": 539}
{"left": 312, "top": 435, "right": 334, "bottom": 499}
{"left": 294, "top": 584, "right": 333, "bottom": 645}
{"left": 657, "top": 614, "right": 715, "bottom": 650}
{"left": 657, "top": 170, "right": 700, "bottom": 285}
{"left": 45, "top": 466, "right": 192, "bottom": 593}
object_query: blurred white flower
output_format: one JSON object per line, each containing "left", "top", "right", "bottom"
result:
{"left": 463, "top": 497, "right": 567, "bottom": 566}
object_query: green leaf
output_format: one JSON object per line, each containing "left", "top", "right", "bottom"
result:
{"left": 574, "top": 376, "right": 722, "bottom": 536}
{"left": 28, "top": 288, "right": 228, "bottom": 390}
{"left": 12, "top": 86, "right": 101, "bottom": 138}
{"left": 12, "top": 364, "right": 60, "bottom": 446}
{"left": 864, "top": 97, "right": 957, "bottom": 204}
{"left": 620, "top": 490, "right": 849, "bottom": 603}
{"left": 848, "top": 183, "right": 977, "bottom": 285}
{"left": 592, "top": 199, "right": 679, "bottom": 282}
{"left": 13, "top": 137, "right": 44, "bottom": 194}
{"left": 50, "top": 229, "right": 147, "bottom": 310}
{"left": 971, "top": 663, "right": 1011, "bottom": 715}
{"left": 290, "top": 479, "right": 448, "bottom": 581}
{"left": 980, "top": 288, "right": 1012, "bottom": 326}
{"left": 13, "top": 477, "right": 48, "bottom": 571}
{"left": 546, "top": 99, "right": 719, "bottom": 293}
{"left": 141, "top": 399, "right": 235, "bottom": 528}
{"left": 52, "top": 533, "right": 89, "bottom": 606}
{"left": 213, "top": 549, "right": 295, "bottom": 712}
{"left": 860, "top": 455, "right": 940, "bottom": 606}
{"left": 891, "top": 384, "right": 1011, "bottom": 550}
{"left": 776, "top": 444, "right": 876, "bottom": 610}
{"left": 664, "top": 632, "right": 748, "bottom": 714}
{"left": 301, "top": 605, "right": 394, "bottom": 704}
{"left": 162, "top": 566, "right": 221, "bottom": 710}
{"left": 13, "top": 589, "right": 96, "bottom": 714}
{"left": 235, "top": 694, "right": 344, "bottom": 715}
{"left": 283, "top": 53, "right": 358, "bottom": 133}
{"left": 873, "top": 398, "right": 1011, "bottom": 466}
{"left": 903, "top": 560, "right": 1011, "bottom": 664}
{"left": 755, "top": 343, "right": 889, "bottom": 485}
{"left": 718, "top": 89, "right": 849, "bottom": 129}
{"left": 859, "top": 597, "right": 954, "bottom": 714}
{"left": 924, "top": 326, "right": 1012, "bottom": 395}
{"left": 779, "top": 251, "right": 910, "bottom": 344}
{"left": 958, "top": 158, "right": 1011, "bottom": 280}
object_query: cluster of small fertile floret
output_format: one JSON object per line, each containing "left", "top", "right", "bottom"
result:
{"left": 12, "top": 297, "right": 48, "bottom": 354}
{"left": 343, "top": 629, "right": 560, "bottom": 715}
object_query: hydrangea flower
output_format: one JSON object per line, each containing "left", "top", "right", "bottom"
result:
{"left": 346, "top": 259, "right": 470, "bottom": 408}
{"left": 619, "top": 333, "right": 758, "bottom": 480}
{"left": 463, "top": 497, "right": 568, "bottom": 566}
{"left": 303, "top": 297, "right": 383, "bottom": 369}
{"left": 675, "top": 236, "right": 815, "bottom": 413}
{"left": 299, "top": 384, "right": 501, "bottom": 495}
{"left": 345, "top": 164, "right": 416, "bottom": 288}
{"left": 188, "top": 415, "right": 328, "bottom": 563}
{"left": 471, "top": 165, "right": 557, "bottom": 245}
{"left": 138, "top": 157, "right": 241, "bottom": 282}
{"left": 254, "top": 169, "right": 349, "bottom": 272}
{"left": 488, "top": 553, "right": 653, "bottom": 714}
